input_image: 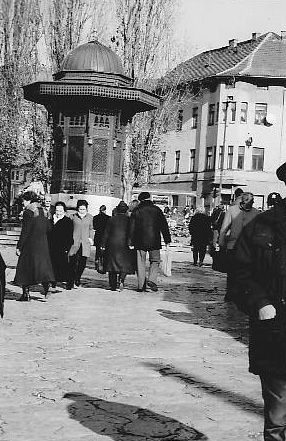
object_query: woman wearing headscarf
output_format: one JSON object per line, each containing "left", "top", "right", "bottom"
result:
{"left": 14, "top": 191, "right": 55, "bottom": 301}
{"left": 102, "top": 201, "right": 136, "bottom": 291}
{"left": 49, "top": 201, "right": 73, "bottom": 290}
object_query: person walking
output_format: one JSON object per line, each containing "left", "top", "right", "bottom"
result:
{"left": 210, "top": 202, "right": 225, "bottom": 248}
{"left": 102, "top": 201, "right": 136, "bottom": 291}
{"left": 188, "top": 207, "right": 212, "bottom": 266}
{"left": 219, "top": 192, "right": 259, "bottom": 302}
{"left": 67, "top": 200, "right": 93, "bottom": 289}
{"left": 233, "top": 162, "right": 286, "bottom": 441}
{"left": 49, "top": 202, "right": 73, "bottom": 290}
{"left": 128, "top": 192, "right": 171, "bottom": 292}
{"left": 93, "top": 205, "right": 110, "bottom": 261}
{"left": 14, "top": 191, "right": 54, "bottom": 301}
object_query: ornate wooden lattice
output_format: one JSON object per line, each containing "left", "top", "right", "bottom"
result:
{"left": 92, "top": 138, "right": 108, "bottom": 172}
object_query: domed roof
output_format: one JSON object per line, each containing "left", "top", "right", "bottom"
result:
{"left": 62, "top": 40, "right": 124, "bottom": 75}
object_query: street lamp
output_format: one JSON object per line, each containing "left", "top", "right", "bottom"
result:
{"left": 218, "top": 96, "right": 233, "bottom": 202}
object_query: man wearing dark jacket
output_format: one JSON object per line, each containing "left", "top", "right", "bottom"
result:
{"left": 93, "top": 205, "right": 110, "bottom": 261}
{"left": 128, "top": 192, "right": 171, "bottom": 292}
{"left": 233, "top": 162, "right": 286, "bottom": 441}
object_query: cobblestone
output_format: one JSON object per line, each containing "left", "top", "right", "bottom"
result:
{"left": 0, "top": 245, "right": 263, "bottom": 440}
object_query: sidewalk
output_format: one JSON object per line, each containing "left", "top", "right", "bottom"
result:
{"left": 0, "top": 245, "right": 263, "bottom": 441}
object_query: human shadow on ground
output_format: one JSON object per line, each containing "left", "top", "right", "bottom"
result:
{"left": 158, "top": 261, "right": 249, "bottom": 345}
{"left": 63, "top": 392, "right": 208, "bottom": 440}
{"left": 4, "top": 285, "right": 47, "bottom": 302}
{"left": 143, "top": 361, "right": 263, "bottom": 416}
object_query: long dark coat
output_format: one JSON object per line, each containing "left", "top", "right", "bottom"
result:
{"left": 102, "top": 214, "right": 136, "bottom": 274}
{"left": 128, "top": 200, "right": 171, "bottom": 251}
{"left": 234, "top": 200, "right": 286, "bottom": 378}
{"left": 188, "top": 213, "right": 213, "bottom": 246}
{"left": 49, "top": 216, "right": 73, "bottom": 282}
{"left": 14, "top": 204, "right": 55, "bottom": 286}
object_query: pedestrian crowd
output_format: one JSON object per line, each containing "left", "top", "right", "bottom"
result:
{"left": 12, "top": 190, "right": 171, "bottom": 301}
{"left": 5, "top": 162, "right": 286, "bottom": 441}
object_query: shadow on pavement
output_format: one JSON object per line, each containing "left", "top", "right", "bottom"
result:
{"left": 159, "top": 261, "right": 249, "bottom": 345}
{"left": 143, "top": 362, "right": 263, "bottom": 416}
{"left": 63, "top": 392, "right": 208, "bottom": 440}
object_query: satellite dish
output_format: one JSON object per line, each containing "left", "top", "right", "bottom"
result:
{"left": 264, "top": 113, "right": 276, "bottom": 126}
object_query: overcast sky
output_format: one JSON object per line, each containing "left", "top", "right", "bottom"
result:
{"left": 174, "top": 0, "right": 286, "bottom": 59}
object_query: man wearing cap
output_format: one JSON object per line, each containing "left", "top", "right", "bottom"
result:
{"left": 93, "top": 205, "right": 110, "bottom": 261}
{"left": 128, "top": 192, "right": 171, "bottom": 292}
{"left": 219, "top": 192, "right": 259, "bottom": 302}
{"left": 233, "top": 163, "right": 286, "bottom": 441}
{"left": 267, "top": 192, "right": 282, "bottom": 210}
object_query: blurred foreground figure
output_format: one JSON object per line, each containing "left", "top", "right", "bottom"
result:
{"left": 233, "top": 162, "right": 286, "bottom": 441}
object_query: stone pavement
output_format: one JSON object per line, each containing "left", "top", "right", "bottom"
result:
{"left": 0, "top": 245, "right": 263, "bottom": 441}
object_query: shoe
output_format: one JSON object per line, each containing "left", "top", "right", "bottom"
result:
{"left": 75, "top": 280, "right": 81, "bottom": 287}
{"left": 17, "top": 287, "right": 30, "bottom": 302}
{"left": 137, "top": 288, "right": 145, "bottom": 292}
{"left": 147, "top": 281, "right": 158, "bottom": 292}
{"left": 43, "top": 283, "right": 50, "bottom": 298}
{"left": 66, "top": 283, "right": 74, "bottom": 290}
{"left": 193, "top": 262, "right": 198, "bottom": 266}
{"left": 198, "top": 262, "right": 203, "bottom": 267}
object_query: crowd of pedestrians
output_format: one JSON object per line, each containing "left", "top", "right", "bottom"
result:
{"left": 8, "top": 163, "right": 286, "bottom": 440}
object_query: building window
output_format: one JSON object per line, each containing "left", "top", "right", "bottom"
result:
{"left": 255, "top": 103, "right": 267, "bottom": 125}
{"left": 161, "top": 152, "right": 166, "bottom": 174}
{"left": 252, "top": 147, "right": 264, "bottom": 171}
{"left": 176, "top": 109, "right": 183, "bottom": 131}
{"left": 175, "top": 150, "right": 180, "bottom": 173}
{"left": 227, "top": 146, "right": 234, "bottom": 169}
{"left": 222, "top": 102, "right": 227, "bottom": 122}
{"left": 230, "top": 102, "right": 236, "bottom": 122}
{"left": 218, "top": 146, "right": 224, "bottom": 169}
{"left": 11, "top": 171, "right": 15, "bottom": 180}
{"left": 69, "top": 114, "right": 86, "bottom": 126}
{"left": 59, "top": 113, "right": 65, "bottom": 126}
{"left": 208, "top": 104, "right": 215, "bottom": 125}
{"left": 190, "top": 149, "right": 195, "bottom": 171}
{"left": 206, "top": 147, "right": 214, "bottom": 170}
{"left": 191, "top": 107, "right": 198, "bottom": 128}
{"left": 215, "top": 102, "right": 219, "bottom": 123}
{"left": 94, "top": 114, "right": 110, "bottom": 128}
{"left": 237, "top": 146, "right": 245, "bottom": 170}
{"left": 240, "top": 102, "right": 248, "bottom": 123}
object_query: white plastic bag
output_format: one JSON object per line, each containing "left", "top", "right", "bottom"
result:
{"left": 160, "top": 247, "right": 172, "bottom": 277}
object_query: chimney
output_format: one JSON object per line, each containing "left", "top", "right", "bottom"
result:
{"left": 229, "top": 39, "right": 238, "bottom": 48}
{"left": 252, "top": 32, "right": 261, "bottom": 41}
{"left": 281, "top": 31, "right": 286, "bottom": 40}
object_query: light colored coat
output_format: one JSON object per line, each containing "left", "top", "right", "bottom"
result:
{"left": 68, "top": 213, "right": 94, "bottom": 257}
{"left": 219, "top": 204, "right": 259, "bottom": 250}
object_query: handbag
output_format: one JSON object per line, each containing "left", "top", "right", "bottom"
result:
{"left": 211, "top": 248, "right": 229, "bottom": 273}
{"left": 95, "top": 249, "right": 106, "bottom": 274}
{"left": 160, "top": 247, "right": 172, "bottom": 277}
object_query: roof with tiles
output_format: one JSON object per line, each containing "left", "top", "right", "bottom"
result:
{"left": 165, "top": 32, "right": 285, "bottom": 86}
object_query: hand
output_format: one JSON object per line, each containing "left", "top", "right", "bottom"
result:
{"left": 258, "top": 304, "right": 276, "bottom": 320}
{"left": 88, "top": 238, "right": 93, "bottom": 245}
{"left": 129, "top": 245, "right": 135, "bottom": 250}
{"left": 16, "top": 248, "right": 20, "bottom": 256}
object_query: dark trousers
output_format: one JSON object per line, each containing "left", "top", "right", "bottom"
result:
{"left": 225, "top": 249, "right": 238, "bottom": 302}
{"left": 260, "top": 375, "right": 286, "bottom": 440}
{"left": 192, "top": 244, "right": 207, "bottom": 265}
{"left": 108, "top": 272, "right": 126, "bottom": 290}
{"left": 69, "top": 246, "right": 87, "bottom": 284}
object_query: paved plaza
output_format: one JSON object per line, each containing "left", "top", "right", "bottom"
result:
{"left": 0, "top": 245, "right": 263, "bottom": 441}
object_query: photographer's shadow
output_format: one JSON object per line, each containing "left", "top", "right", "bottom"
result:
{"left": 64, "top": 392, "right": 208, "bottom": 440}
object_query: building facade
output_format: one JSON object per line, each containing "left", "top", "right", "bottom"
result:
{"left": 152, "top": 32, "right": 286, "bottom": 211}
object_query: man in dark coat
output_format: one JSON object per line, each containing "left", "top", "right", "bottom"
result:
{"left": 128, "top": 192, "right": 171, "bottom": 292}
{"left": 188, "top": 207, "right": 212, "bottom": 266}
{"left": 233, "top": 162, "right": 286, "bottom": 441}
{"left": 93, "top": 205, "right": 110, "bottom": 261}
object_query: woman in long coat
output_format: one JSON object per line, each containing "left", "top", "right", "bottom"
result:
{"left": 49, "top": 201, "right": 73, "bottom": 289}
{"left": 102, "top": 201, "right": 136, "bottom": 291}
{"left": 188, "top": 207, "right": 213, "bottom": 266}
{"left": 14, "top": 191, "right": 55, "bottom": 301}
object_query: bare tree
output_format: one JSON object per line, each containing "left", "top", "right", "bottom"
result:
{"left": 0, "top": 0, "right": 41, "bottom": 215}
{"left": 110, "top": 0, "right": 181, "bottom": 201}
